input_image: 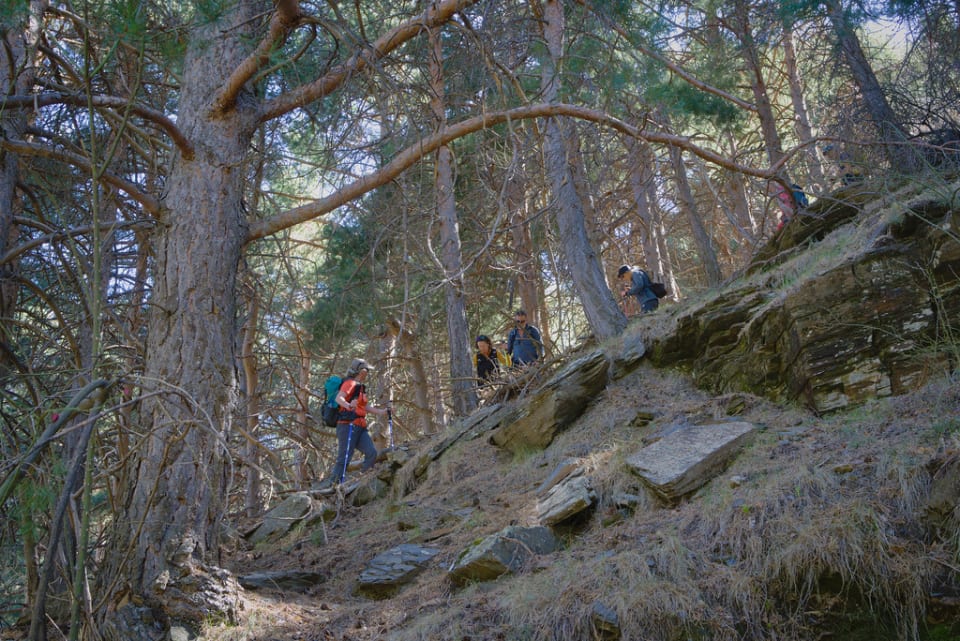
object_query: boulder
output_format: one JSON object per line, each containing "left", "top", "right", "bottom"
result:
{"left": 626, "top": 421, "right": 757, "bottom": 502}
{"left": 249, "top": 493, "right": 312, "bottom": 544}
{"left": 536, "top": 466, "right": 597, "bottom": 526}
{"left": 610, "top": 332, "right": 647, "bottom": 379}
{"left": 448, "top": 525, "right": 557, "bottom": 585}
{"left": 490, "top": 351, "right": 609, "bottom": 452}
{"left": 351, "top": 477, "right": 389, "bottom": 506}
{"left": 591, "top": 600, "right": 621, "bottom": 640}
{"left": 355, "top": 544, "right": 440, "bottom": 598}
{"left": 238, "top": 570, "right": 325, "bottom": 591}
{"left": 922, "top": 452, "right": 960, "bottom": 533}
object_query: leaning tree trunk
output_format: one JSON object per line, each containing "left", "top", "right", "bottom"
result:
{"left": 539, "top": 0, "right": 626, "bottom": 340}
{"left": 781, "top": 21, "right": 826, "bottom": 189}
{"left": 731, "top": 0, "right": 785, "bottom": 169}
{"left": 669, "top": 145, "right": 723, "bottom": 287}
{"left": 99, "top": 5, "right": 260, "bottom": 638}
{"left": 507, "top": 164, "right": 540, "bottom": 323}
{"left": 240, "top": 290, "right": 262, "bottom": 516}
{"left": 825, "top": 0, "right": 920, "bottom": 171}
{"left": 627, "top": 138, "right": 668, "bottom": 277}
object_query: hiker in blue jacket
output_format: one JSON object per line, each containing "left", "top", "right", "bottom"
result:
{"left": 618, "top": 264, "right": 659, "bottom": 313}
{"left": 506, "top": 309, "right": 543, "bottom": 367}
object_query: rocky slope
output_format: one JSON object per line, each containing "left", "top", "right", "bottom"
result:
{"left": 211, "top": 176, "right": 960, "bottom": 641}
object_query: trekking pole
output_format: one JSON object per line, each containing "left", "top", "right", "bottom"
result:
{"left": 387, "top": 409, "right": 394, "bottom": 449}
{"left": 339, "top": 424, "right": 354, "bottom": 484}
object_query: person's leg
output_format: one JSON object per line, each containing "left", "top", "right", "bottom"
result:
{"left": 642, "top": 298, "right": 659, "bottom": 312}
{"left": 329, "top": 422, "right": 354, "bottom": 484}
{"left": 356, "top": 429, "right": 378, "bottom": 472}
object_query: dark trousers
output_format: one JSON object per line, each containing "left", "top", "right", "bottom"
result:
{"left": 329, "top": 422, "right": 377, "bottom": 483}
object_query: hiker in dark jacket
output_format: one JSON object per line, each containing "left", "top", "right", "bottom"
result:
{"left": 327, "top": 358, "right": 391, "bottom": 485}
{"left": 618, "top": 264, "right": 659, "bottom": 313}
{"left": 473, "top": 335, "right": 509, "bottom": 384}
{"left": 506, "top": 309, "right": 543, "bottom": 367}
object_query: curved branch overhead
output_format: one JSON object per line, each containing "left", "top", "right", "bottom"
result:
{"left": 1, "top": 92, "right": 194, "bottom": 159}
{"left": 213, "top": 0, "right": 304, "bottom": 114}
{"left": 247, "top": 102, "right": 781, "bottom": 244}
{"left": 257, "top": 0, "right": 481, "bottom": 123}
{"left": 0, "top": 138, "right": 160, "bottom": 215}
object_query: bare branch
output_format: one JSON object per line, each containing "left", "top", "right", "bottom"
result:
{"left": 0, "top": 138, "right": 160, "bottom": 215}
{"left": 0, "top": 218, "right": 156, "bottom": 267}
{"left": 246, "top": 102, "right": 781, "bottom": 243}
{"left": 1, "top": 92, "right": 194, "bottom": 159}
{"left": 213, "top": 0, "right": 303, "bottom": 115}
{"left": 258, "top": 0, "right": 480, "bottom": 123}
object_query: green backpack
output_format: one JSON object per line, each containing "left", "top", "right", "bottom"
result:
{"left": 321, "top": 376, "right": 344, "bottom": 427}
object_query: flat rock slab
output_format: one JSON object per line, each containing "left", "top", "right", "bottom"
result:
{"left": 356, "top": 544, "right": 440, "bottom": 599}
{"left": 626, "top": 421, "right": 757, "bottom": 502}
{"left": 537, "top": 473, "right": 596, "bottom": 526}
{"left": 238, "top": 570, "right": 325, "bottom": 591}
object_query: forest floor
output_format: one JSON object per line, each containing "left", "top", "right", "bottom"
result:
{"left": 4, "top": 353, "right": 955, "bottom": 641}
{"left": 201, "top": 360, "right": 960, "bottom": 641}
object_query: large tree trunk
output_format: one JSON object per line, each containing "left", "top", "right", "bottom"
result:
{"left": 0, "top": 15, "right": 38, "bottom": 621}
{"left": 99, "top": 5, "right": 260, "bottom": 637}
{"left": 538, "top": 0, "right": 626, "bottom": 340}
{"left": 0, "top": 0, "right": 46, "bottom": 380}
{"left": 429, "top": 8, "right": 477, "bottom": 417}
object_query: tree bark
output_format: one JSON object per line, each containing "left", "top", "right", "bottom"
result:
{"left": 0, "top": 0, "right": 46, "bottom": 381}
{"left": 429, "top": 6, "right": 477, "bottom": 416}
{"left": 538, "top": 0, "right": 626, "bottom": 340}
{"left": 669, "top": 145, "right": 722, "bottom": 287}
{"left": 99, "top": 4, "right": 259, "bottom": 635}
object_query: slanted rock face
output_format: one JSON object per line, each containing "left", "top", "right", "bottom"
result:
{"left": 649, "top": 198, "right": 960, "bottom": 413}
{"left": 448, "top": 525, "right": 557, "bottom": 585}
{"left": 248, "top": 493, "right": 313, "bottom": 544}
{"left": 489, "top": 350, "right": 609, "bottom": 452}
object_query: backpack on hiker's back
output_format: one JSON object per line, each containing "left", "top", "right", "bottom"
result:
{"left": 320, "top": 375, "right": 343, "bottom": 427}
{"left": 320, "top": 374, "right": 365, "bottom": 427}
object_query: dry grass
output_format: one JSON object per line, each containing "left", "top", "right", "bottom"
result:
{"left": 188, "top": 359, "right": 960, "bottom": 641}
{"left": 181, "top": 181, "right": 960, "bottom": 641}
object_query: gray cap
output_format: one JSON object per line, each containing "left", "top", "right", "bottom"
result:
{"left": 348, "top": 358, "right": 374, "bottom": 376}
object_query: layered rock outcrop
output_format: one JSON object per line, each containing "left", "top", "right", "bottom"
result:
{"left": 647, "top": 181, "right": 960, "bottom": 412}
